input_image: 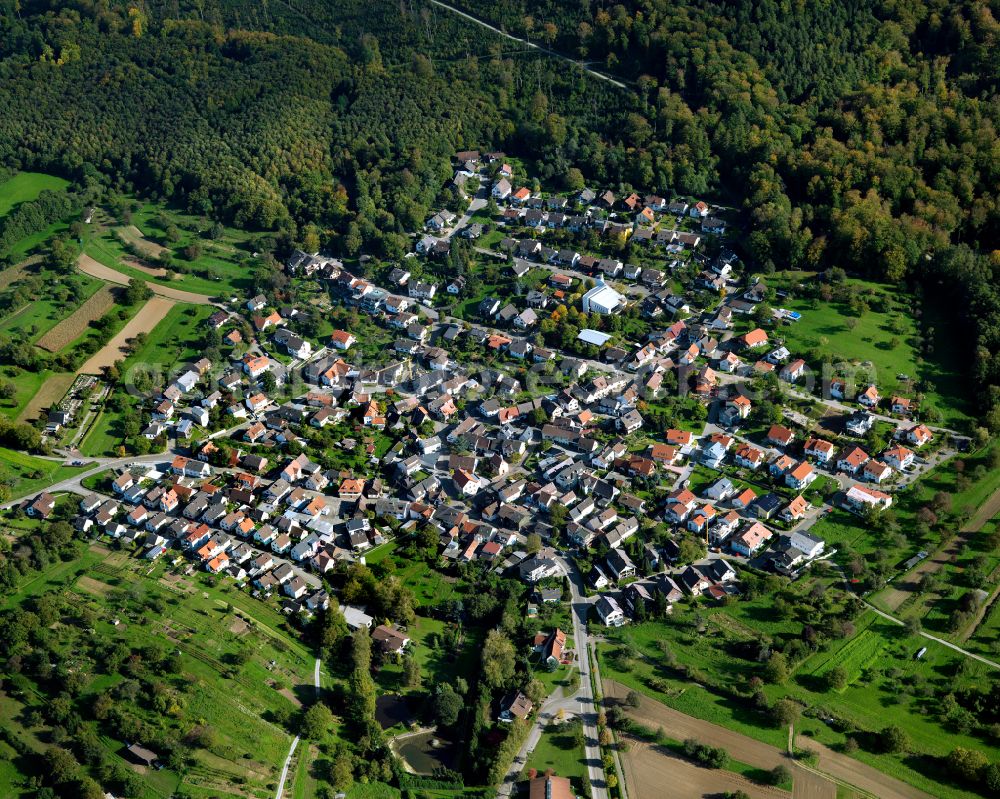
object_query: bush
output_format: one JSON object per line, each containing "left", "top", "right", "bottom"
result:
{"left": 767, "top": 764, "right": 791, "bottom": 786}
{"left": 682, "top": 738, "right": 729, "bottom": 769}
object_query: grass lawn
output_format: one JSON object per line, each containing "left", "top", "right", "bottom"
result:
{"left": 79, "top": 302, "right": 212, "bottom": 456}
{"left": 392, "top": 559, "right": 460, "bottom": 608}
{"left": 600, "top": 605, "right": 997, "bottom": 799}
{"left": 83, "top": 200, "right": 258, "bottom": 296}
{"left": 758, "top": 271, "right": 971, "bottom": 427}
{"left": 0, "top": 270, "right": 104, "bottom": 343}
{"left": 125, "top": 302, "right": 214, "bottom": 366}
{"left": 527, "top": 720, "right": 588, "bottom": 784}
{"left": 0, "top": 447, "right": 92, "bottom": 498}
{"left": 0, "top": 171, "right": 70, "bottom": 218}
{"left": 0, "top": 367, "right": 50, "bottom": 420}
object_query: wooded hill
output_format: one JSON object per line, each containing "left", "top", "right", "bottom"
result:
{"left": 1, "top": 0, "right": 999, "bottom": 424}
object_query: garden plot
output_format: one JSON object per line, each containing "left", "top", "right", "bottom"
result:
{"left": 35, "top": 285, "right": 116, "bottom": 352}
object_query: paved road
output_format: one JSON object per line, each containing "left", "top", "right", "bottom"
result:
{"left": 562, "top": 557, "right": 610, "bottom": 799}
{"left": 274, "top": 735, "right": 300, "bottom": 799}
{"left": 426, "top": 0, "right": 628, "bottom": 89}
{"left": 496, "top": 557, "right": 608, "bottom": 799}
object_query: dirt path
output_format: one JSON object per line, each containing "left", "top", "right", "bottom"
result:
{"left": 880, "top": 484, "right": 1000, "bottom": 611}
{"left": 76, "top": 295, "right": 174, "bottom": 375}
{"left": 77, "top": 253, "right": 215, "bottom": 304}
{"left": 35, "top": 285, "right": 116, "bottom": 352}
{"left": 604, "top": 681, "right": 932, "bottom": 799}
{"left": 620, "top": 735, "right": 789, "bottom": 799}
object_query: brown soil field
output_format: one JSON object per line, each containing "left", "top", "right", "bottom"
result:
{"left": 16, "top": 372, "right": 73, "bottom": 423}
{"left": 620, "top": 734, "right": 790, "bottom": 799}
{"left": 77, "top": 253, "right": 214, "bottom": 304}
{"left": 35, "top": 285, "right": 116, "bottom": 352}
{"left": 76, "top": 295, "right": 175, "bottom": 375}
{"left": 117, "top": 224, "right": 169, "bottom": 258}
{"left": 604, "top": 681, "right": 930, "bottom": 799}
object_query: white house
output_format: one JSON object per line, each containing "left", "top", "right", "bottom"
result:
{"left": 596, "top": 595, "right": 626, "bottom": 627}
{"left": 582, "top": 281, "right": 625, "bottom": 315}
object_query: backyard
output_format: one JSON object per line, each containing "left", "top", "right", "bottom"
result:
{"left": 749, "top": 271, "right": 971, "bottom": 427}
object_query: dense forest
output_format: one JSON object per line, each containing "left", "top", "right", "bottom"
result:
{"left": 1, "top": 0, "right": 999, "bottom": 422}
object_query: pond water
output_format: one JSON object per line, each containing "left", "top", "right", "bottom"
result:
{"left": 395, "top": 731, "right": 457, "bottom": 775}
{"left": 375, "top": 694, "right": 413, "bottom": 730}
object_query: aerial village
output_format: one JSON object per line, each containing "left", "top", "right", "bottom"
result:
{"left": 32, "top": 150, "right": 950, "bottom": 656}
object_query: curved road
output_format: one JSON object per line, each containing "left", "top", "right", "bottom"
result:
{"left": 77, "top": 253, "right": 217, "bottom": 305}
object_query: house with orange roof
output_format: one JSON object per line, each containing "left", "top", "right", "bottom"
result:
{"left": 781, "top": 495, "right": 809, "bottom": 522}
{"left": 767, "top": 424, "right": 795, "bottom": 447}
{"left": 769, "top": 454, "right": 796, "bottom": 477}
{"left": 245, "top": 393, "right": 269, "bottom": 413}
{"left": 206, "top": 552, "right": 230, "bottom": 573}
{"left": 650, "top": 443, "right": 678, "bottom": 464}
{"left": 725, "top": 394, "right": 752, "bottom": 420}
{"left": 243, "top": 354, "right": 271, "bottom": 378}
{"left": 734, "top": 443, "right": 764, "bottom": 469}
{"left": 339, "top": 478, "right": 365, "bottom": 501}
{"left": 785, "top": 460, "right": 816, "bottom": 490}
{"left": 903, "top": 424, "right": 933, "bottom": 447}
{"left": 664, "top": 488, "right": 698, "bottom": 523}
{"left": 891, "top": 396, "right": 913, "bottom": 415}
{"left": 253, "top": 311, "right": 282, "bottom": 332}
{"left": 732, "top": 487, "right": 757, "bottom": 510}
{"left": 858, "top": 384, "right": 880, "bottom": 408}
{"left": 804, "top": 437, "right": 835, "bottom": 463}
{"left": 303, "top": 495, "right": 327, "bottom": 517}
{"left": 687, "top": 504, "right": 717, "bottom": 534}
{"left": 863, "top": 460, "right": 893, "bottom": 484}
{"left": 512, "top": 187, "right": 532, "bottom": 203}
{"left": 244, "top": 422, "right": 266, "bottom": 443}
{"left": 780, "top": 358, "right": 807, "bottom": 382}
{"left": 883, "top": 445, "right": 914, "bottom": 470}
{"left": 837, "top": 446, "right": 870, "bottom": 475}
{"left": 665, "top": 429, "right": 693, "bottom": 448}
{"left": 739, "top": 328, "right": 769, "bottom": 350}
{"left": 731, "top": 521, "right": 772, "bottom": 557}
{"left": 330, "top": 330, "right": 356, "bottom": 350}
{"left": 159, "top": 489, "right": 179, "bottom": 513}
{"left": 845, "top": 484, "right": 893, "bottom": 512}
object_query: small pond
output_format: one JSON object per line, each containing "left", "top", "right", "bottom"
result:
{"left": 395, "top": 731, "right": 457, "bottom": 775}
{"left": 375, "top": 694, "right": 413, "bottom": 730}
